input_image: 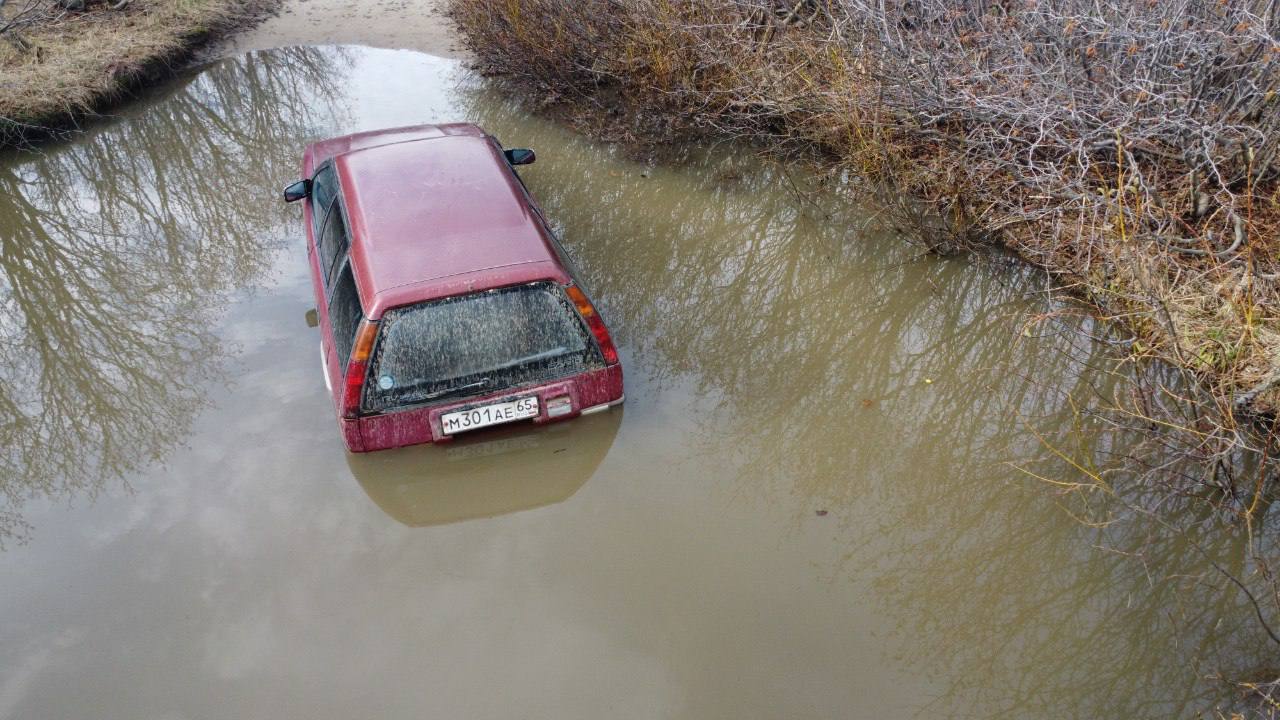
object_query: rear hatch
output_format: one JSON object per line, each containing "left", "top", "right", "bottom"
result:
{"left": 362, "top": 281, "right": 605, "bottom": 415}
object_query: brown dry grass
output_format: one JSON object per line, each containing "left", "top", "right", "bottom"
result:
{"left": 0, "top": 0, "right": 276, "bottom": 141}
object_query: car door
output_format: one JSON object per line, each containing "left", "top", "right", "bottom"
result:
{"left": 307, "top": 163, "right": 358, "bottom": 408}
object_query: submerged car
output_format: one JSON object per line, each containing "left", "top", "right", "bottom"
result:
{"left": 283, "top": 123, "right": 624, "bottom": 452}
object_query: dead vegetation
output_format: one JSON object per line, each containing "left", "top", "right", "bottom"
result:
{"left": 447, "top": 0, "right": 1280, "bottom": 485}
{"left": 448, "top": 0, "right": 1278, "bottom": 407}
{"left": 0, "top": 0, "right": 277, "bottom": 143}
{"left": 448, "top": 0, "right": 1280, "bottom": 709}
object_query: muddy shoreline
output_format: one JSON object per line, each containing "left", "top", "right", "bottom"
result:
{"left": 0, "top": 0, "right": 279, "bottom": 146}
{"left": 219, "top": 0, "right": 462, "bottom": 59}
{"left": 0, "top": 0, "right": 462, "bottom": 148}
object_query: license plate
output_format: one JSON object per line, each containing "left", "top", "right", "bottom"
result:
{"left": 440, "top": 396, "right": 539, "bottom": 435}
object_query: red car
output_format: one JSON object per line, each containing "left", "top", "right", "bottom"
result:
{"left": 283, "top": 123, "right": 624, "bottom": 452}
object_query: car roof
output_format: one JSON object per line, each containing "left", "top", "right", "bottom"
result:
{"left": 303, "top": 123, "right": 570, "bottom": 319}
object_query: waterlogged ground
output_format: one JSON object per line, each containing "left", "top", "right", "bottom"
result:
{"left": 0, "top": 47, "right": 1275, "bottom": 719}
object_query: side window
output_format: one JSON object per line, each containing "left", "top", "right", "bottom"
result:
{"left": 318, "top": 203, "right": 350, "bottom": 286}
{"left": 310, "top": 164, "right": 337, "bottom": 238}
{"left": 329, "top": 264, "right": 363, "bottom": 370}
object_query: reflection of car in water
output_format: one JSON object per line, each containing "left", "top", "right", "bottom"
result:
{"left": 284, "top": 122, "right": 624, "bottom": 452}
{"left": 348, "top": 409, "right": 622, "bottom": 527}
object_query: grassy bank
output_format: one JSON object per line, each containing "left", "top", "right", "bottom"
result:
{"left": 0, "top": 0, "right": 277, "bottom": 144}
{"left": 448, "top": 0, "right": 1279, "bottom": 428}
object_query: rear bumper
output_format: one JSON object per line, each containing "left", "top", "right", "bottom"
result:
{"left": 342, "top": 363, "right": 624, "bottom": 453}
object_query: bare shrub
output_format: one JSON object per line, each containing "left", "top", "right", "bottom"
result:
{"left": 0, "top": 0, "right": 129, "bottom": 38}
{"left": 450, "top": 0, "right": 1280, "bottom": 710}
{"left": 0, "top": 0, "right": 55, "bottom": 37}
{"left": 449, "top": 0, "right": 1279, "bottom": 481}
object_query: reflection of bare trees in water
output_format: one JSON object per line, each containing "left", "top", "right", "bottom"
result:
{"left": 0, "top": 46, "right": 353, "bottom": 546}
{"left": 459, "top": 89, "right": 1278, "bottom": 717}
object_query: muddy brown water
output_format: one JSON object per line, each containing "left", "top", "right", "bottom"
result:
{"left": 0, "top": 47, "right": 1274, "bottom": 720}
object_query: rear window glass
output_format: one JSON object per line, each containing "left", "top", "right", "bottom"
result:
{"left": 363, "top": 282, "right": 602, "bottom": 413}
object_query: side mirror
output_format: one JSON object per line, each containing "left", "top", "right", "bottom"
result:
{"left": 304, "top": 308, "right": 319, "bottom": 328}
{"left": 283, "top": 179, "right": 311, "bottom": 203}
{"left": 504, "top": 148, "right": 536, "bottom": 166}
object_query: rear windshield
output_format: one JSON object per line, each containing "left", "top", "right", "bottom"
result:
{"left": 363, "top": 282, "right": 603, "bottom": 413}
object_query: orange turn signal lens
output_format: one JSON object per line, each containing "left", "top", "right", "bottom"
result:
{"left": 565, "top": 285, "right": 595, "bottom": 317}
{"left": 351, "top": 320, "right": 378, "bottom": 363}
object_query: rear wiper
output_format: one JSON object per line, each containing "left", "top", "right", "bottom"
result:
{"left": 487, "top": 347, "right": 571, "bottom": 373}
{"left": 400, "top": 348, "right": 571, "bottom": 401}
{"left": 423, "top": 378, "right": 490, "bottom": 401}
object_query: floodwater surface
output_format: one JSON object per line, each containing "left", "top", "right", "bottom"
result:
{"left": 0, "top": 47, "right": 1274, "bottom": 720}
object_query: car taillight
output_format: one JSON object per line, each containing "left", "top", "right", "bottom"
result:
{"left": 342, "top": 320, "right": 379, "bottom": 419}
{"left": 565, "top": 284, "right": 619, "bottom": 365}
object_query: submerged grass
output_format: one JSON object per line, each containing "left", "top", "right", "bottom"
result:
{"left": 0, "top": 0, "right": 277, "bottom": 143}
